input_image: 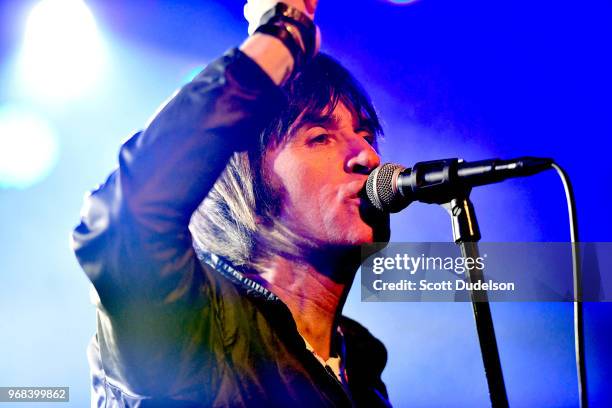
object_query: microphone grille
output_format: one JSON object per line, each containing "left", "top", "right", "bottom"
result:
{"left": 366, "top": 163, "right": 405, "bottom": 212}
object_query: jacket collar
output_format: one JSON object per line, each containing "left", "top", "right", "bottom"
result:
{"left": 197, "top": 249, "right": 280, "bottom": 302}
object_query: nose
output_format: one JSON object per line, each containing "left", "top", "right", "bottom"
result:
{"left": 345, "top": 137, "right": 380, "bottom": 175}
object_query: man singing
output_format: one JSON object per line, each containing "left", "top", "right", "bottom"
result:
{"left": 72, "top": 0, "right": 392, "bottom": 406}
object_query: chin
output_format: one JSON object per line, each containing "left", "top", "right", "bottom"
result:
{"left": 346, "top": 222, "right": 390, "bottom": 263}
{"left": 339, "top": 220, "right": 389, "bottom": 247}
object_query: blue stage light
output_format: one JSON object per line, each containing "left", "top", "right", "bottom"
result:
{"left": 0, "top": 105, "right": 59, "bottom": 189}
{"left": 388, "top": 0, "right": 420, "bottom": 4}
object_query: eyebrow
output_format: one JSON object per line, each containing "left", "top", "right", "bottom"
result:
{"left": 292, "top": 111, "right": 377, "bottom": 136}
{"left": 293, "top": 111, "right": 338, "bottom": 132}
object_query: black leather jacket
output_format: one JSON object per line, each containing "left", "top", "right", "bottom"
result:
{"left": 72, "top": 48, "right": 391, "bottom": 407}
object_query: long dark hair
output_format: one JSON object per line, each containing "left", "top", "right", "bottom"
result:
{"left": 190, "top": 53, "right": 383, "bottom": 271}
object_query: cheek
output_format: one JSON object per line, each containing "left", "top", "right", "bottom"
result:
{"left": 266, "top": 149, "right": 379, "bottom": 245}
{"left": 279, "top": 165, "right": 325, "bottom": 213}
{"left": 270, "top": 150, "right": 336, "bottom": 218}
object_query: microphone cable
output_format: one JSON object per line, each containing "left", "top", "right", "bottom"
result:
{"left": 552, "top": 162, "right": 587, "bottom": 408}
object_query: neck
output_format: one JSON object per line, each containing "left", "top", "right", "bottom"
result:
{"left": 249, "top": 249, "right": 359, "bottom": 360}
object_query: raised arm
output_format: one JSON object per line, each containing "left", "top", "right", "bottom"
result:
{"left": 71, "top": 1, "right": 318, "bottom": 399}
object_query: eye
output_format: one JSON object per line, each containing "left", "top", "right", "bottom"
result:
{"left": 307, "top": 134, "right": 330, "bottom": 145}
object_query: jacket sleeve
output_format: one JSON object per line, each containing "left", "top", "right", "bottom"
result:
{"left": 71, "top": 48, "right": 286, "bottom": 399}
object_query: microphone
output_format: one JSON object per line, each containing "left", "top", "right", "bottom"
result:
{"left": 365, "top": 156, "right": 553, "bottom": 212}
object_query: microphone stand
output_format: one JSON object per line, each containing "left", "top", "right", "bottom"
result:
{"left": 442, "top": 193, "right": 509, "bottom": 408}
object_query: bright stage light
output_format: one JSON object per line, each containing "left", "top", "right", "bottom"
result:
{"left": 0, "top": 105, "right": 59, "bottom": 189}
{"left": 388, "top": 0, "right": 420, "bottom": 4}
{"left": 18, "top": 0, "right": 106, "bottom": 102}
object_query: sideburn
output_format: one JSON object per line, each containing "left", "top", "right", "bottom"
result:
{"left": 248, "top": 148, "right": 284, "bottom": 227}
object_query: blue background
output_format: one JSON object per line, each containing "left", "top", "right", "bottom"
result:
{"left": 0, "top": 0, "right": 611, "bottom": 406}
